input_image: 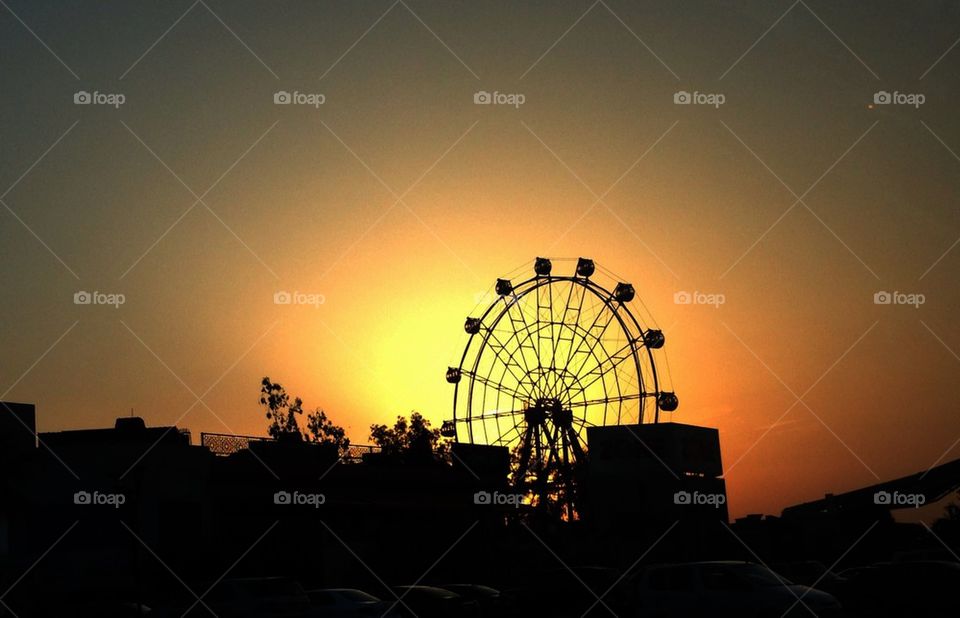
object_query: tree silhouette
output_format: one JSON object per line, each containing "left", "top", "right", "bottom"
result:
{"left": 304, "top": 407, "right": 351, "bottom": 455}
{"left": 261, "top": 377, "right": 302, "bottom": 440}
{"left": 369, "top": 412, "right": 448, "bottom": 463}
{"left": 260, "top": 376, "right": 350, "bottom": 455}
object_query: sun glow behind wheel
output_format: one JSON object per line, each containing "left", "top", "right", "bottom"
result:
{"left": 444, "top": 257, "right": 677, "bottom": 516}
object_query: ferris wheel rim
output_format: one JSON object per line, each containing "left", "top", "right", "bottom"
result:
{"left": 451, "top": 272, "right": 662, "bottom": 445}
{"left": 464, "top": 275, "right": 636, "bottom": 444}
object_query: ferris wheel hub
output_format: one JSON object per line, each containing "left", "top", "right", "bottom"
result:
{"left": 525, "top": 398, "right": 571, "bottom": 427}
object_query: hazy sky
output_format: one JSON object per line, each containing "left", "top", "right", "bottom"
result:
{"left": 3, "top": 1, "right": 960, "bottom": 519}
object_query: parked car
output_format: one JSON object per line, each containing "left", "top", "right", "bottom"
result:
{"left": 33, "top": 591, "right": 153, "bottom": 617}
{"left": 53, "top": 600, "right": 152, "bottom": 617}
{"left": 437, "top": 584, "right": 503, "bottom": 616}
{"left": 771, "top": 560, "right": 846, "bottom": 595}
{"left": 622, "top": 561, "right": 842, "bottom": 617}
{"left": 202, "top": 576, "right": 316, "bottom": 617}
{"left": 891, "top": 548, "right": 957, "bottom": 563}
{"left": 837, "top": 560, "right": 960, "bottom": 617}
{"left": 838, "top": 565, "right": 875, "bottom": 580}
{"left": 390, "top": 585, "right": 479, "bottom": 618}
{"left": 503, "top": 566, "right": 621, "bottom": 617}
{"left": 307, "top": 588, "right": 396, "bottom": 617}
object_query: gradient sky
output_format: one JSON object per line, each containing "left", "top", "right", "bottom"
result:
{"left": 3, "top": 1, "right": 960, "bottom": 520}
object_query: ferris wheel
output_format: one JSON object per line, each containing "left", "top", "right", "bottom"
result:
{"left": 443, "top": 257, "right": 677, "bottom": 516}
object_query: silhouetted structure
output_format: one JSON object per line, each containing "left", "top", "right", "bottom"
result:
{"left": 731, "top": 456, "right": 960, "bottom": 567}
{"left": 444, "top": 257, "right": 680, "bottom": 520}
{"left": 3, "top": 392, "right": 959, "bottom": 615}
{"left": 0, "top": 404, "right": 523, "bottom": 615}
{"left": 586, "top": 423, "right": 727, "bottom": 562}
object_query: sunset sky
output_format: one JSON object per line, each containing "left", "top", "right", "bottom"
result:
{"left": 3, "top": 1, "right": 960, "bottom": 519}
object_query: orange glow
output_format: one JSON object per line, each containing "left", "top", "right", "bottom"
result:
{"left": 4, "top": 4, "right": 959, "bottom": 524}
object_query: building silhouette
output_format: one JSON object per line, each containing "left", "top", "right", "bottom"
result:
{"left": 2, "top": 400, "right": 959, "bottom": 616}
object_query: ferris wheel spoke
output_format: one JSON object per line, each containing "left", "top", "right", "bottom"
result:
{"left": 552, "top": 281, "right": 585, "bottom": 370}
{"left": 504, "top": 319, "right": 563, "bottom": 400}
{"left": 536, "top": 284, "right": 545, "bottom": 374}
{"left": 566, "top": 338, "right": 639, "bottom": 400}
{"left": 547, "top": 279, "right": 558, "bottom": 378}
{"left": 578, "top": 337, "right": 635, "bottom": 374}
{"left": 475, "top": 407, "right": 527, "bottom": 421}
{"left": 538, "top": 282, "right": 560, "bottom": 392}
{"left": 505, "top": 292, "right": 539, "bottom": 377}
{"left": 571, "top": 314, "right": 620, "bottom": 381}
{"left": 559, "top": 289, "right": 614, "bottom": 379}
{"left": 482, "top": 328, "right": 539, "bottom": 397}
{"left": 480, "top": 365, "right": 524, "bottom": 427}
{"left": 477, "top": 297, "right": 530, "bottom": 385}
{"left": 471, "top": 404, "right": 602, "bottom": 431}
{"left": 546, "top": 310, "right": 618, "bottom": 402}
{"left": 499, "top": 296, "right": 551, "bottom": 400}
{"left": 567, "top": 392, "right": 650, "bottom": 408}
{"left": 566, "top": 305, "right": 620, "bottom": 383}
{"left": 492, "top": 421, "right": 525, "bottom": 447}
{"left": 462, "top": 369, "right": 532, "bottom": 403}
{"left": 563, "top": 330, "right": 619, "bottom": 401}
{"left": 561, "top": 278, "right": 586, "bottom": 332}
{"left": 571, "top": 417, "right": 597, "bottom": 432}
{"left": 489, "top": 361, "right": 521, "bottom": 444}
{"left": 490, "top": 418, "right": 525, "bottom": 450}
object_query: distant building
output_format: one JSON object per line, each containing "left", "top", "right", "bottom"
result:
{"left": 585, "top": 422, "right": 727, "bottom": 561}
{"left": 0, "top": 403, "right": 516, "bottom": 613}
{"left": 0, "top": 402, "right": 36, "bottom": 568}
{"left": 2, "top": 411, "right": 212, "bottom": 607}
{"left": 0, "top": 401, "right": 36, "bottom": 460}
